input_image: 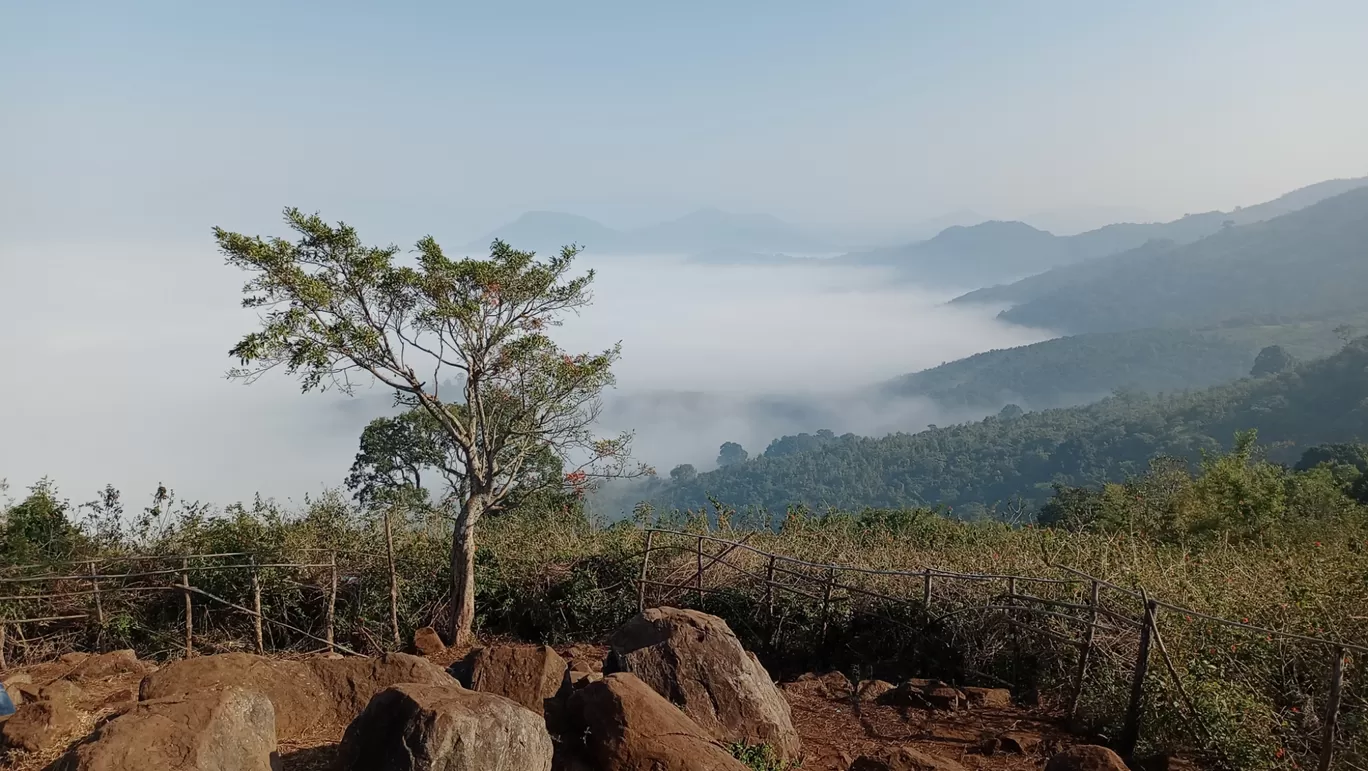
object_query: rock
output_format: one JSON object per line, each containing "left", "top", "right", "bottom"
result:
{"left": 998, "top": 731, "right": 1042, "bottom": 754}
{"left": 4, "top": 673, "right": 33, "bottom": 706}
{"left": 883, "top": 679, "right": 965, "bottom": 711}
{"left": 606, "top": 607, "right": 800, "bottom": 762}
{"left": 568, "top": 673, "right": 749, "bottom": 771}
{"left": 413, "top": 626, "right": 446, "bottom": 657}
{"left": 1045, "top": 745, "right": 1129, "bottom": 771}
{"left": 101, "top": 689, "right": 136, "bottom": 709}
{"left": 2, "top": 698, "right": 81, "bottom": 753}
{"left": 925, "top": 724, "right": 983, "bottom": 744}
{"left": 59, "top": 652, "right": 91, "bottom": 665}
{"left": 569, "top": 660, "right": 596, "bottom": 674}
{"left": 961, "top": 686, "right": 1011, "bottom": 708}
{"left": 781, "top": 671, "right": 854, "bottom": 700}
{"left": 463, "top": 644, "right": 567, "bottom": 716}
{"left": 568, "top": 671, "right": 603, "bottom": 689}
{"left": 42, "top": 679, "right": 86, "bottom": 705}
{"left": 849, "top": 746, "right": 969, "bottom": 771}
{"left": 55, "top": 687, "right": 276, "bottom": 771}
{"left": 140, "top": 652, "right": 451, "bottom": 739}
{"left": 337, "top": 682, "right": 552, "bottom": 771}
{"left": 65, "top": 650, "right": 148, "bottom": 682}
{"left": 856, "top": 679, "right": 895, "bottom": 702}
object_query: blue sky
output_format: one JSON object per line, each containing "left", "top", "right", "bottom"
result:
{"left": 5, "top": 0, "right": 1367, "bottom": 243}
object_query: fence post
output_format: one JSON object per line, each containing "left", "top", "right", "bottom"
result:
{"left": 637, "top": 529, "right": 655, "bottom": 612}
{"left": 89, "top": 561, "right": 104, "bottom": 628}
{"left": 326, "top": 551, "right": 338, "bottom": 654}
{"left": 1318, "top": 646, "right": 1347, "bottom": 771}
{"left": 0, "top": 623, "right": 7, "bottom": 670}
{"left": 181, "top": 558, "right": 193, "bottom": 657}
{"left": 1008, "top": 576, "right": 1020, "bottom": 692}
{"left": 1069, "top": 579, "right": 1100, "bottom": 719}
{"left": 250, "top": 556, "right": 265, "bottom": 655}
{"left": 922, "top": 568, "right": 933, "bottom": 609}
{"left": 384, "top": 505, "right": 401, "bottom": 647}
{"left": 1119, "top": 598, "right": 1156, "bottom": 759}
{"left": 695, "top": 536, "right": 705, "bottom": 608}
{"left": 820, "top": 567, "right": 836, "bottom": 651}
{"left": 764, "top": 556, "right": 776, "bottom": 619}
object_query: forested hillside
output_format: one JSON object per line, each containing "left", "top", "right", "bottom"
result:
{"left": 884, "top": 328, "right": 1258, "bottom": 410}
{"left": 952, "top": 185, "right": 1368, "bottom": 333}
{"left": 840, "top": 176, "right": 1367, "bottom": 288}
{"left": 652, "top": 338, "right": 1368, "bottom": 516}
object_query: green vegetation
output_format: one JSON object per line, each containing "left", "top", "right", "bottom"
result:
{"left": 981, "top": 186, "right": 1368, "bottom": 334}
{"left": 654, "top": 338, "right": 1368, "bottom": 515}
{"left": 215, "top": 210, "right": 644, "bottom": 643}
{"left": 728, "top": 742, "right": 789, "bottom": 771}
{"left": 885, "top": 328, "right": 1259, "bottom": 410}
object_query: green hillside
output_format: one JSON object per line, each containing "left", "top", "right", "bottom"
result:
{"left": 884, "top": 327, "right": 1259, "bottom": 410}
{"left": 955, "top": 186, "right": 1368, "bottom": 333}
{"left": 652, "top": 338, "right": 1368, "bottom": 516}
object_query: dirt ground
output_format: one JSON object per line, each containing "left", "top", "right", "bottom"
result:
{"left": 0, "top": 648, "right": 1131, "bottom": 771}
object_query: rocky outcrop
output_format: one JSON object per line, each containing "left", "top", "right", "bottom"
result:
{"left": 139, "top": 652, "right": 450, "bottom": 738}
{"left": 413, "top": 627, "right": 446, "bottom": 657}
{"left": 961, "top": 686, "right": 1011, "bottom": 709}
{"left": 856, "top": 679, "right": 895, "bottom": 702}
{"left": 568, "top": 673, "right": 749, "bottom": 771}
{"left": 606, "top": 607, "right": 800, "bottom": 762}
{"left": 2, "top": 698, "right": 81, "bottom": 753}
{"left": 781, "top": 671, "right": 854, "bottom": 700}
{"left": 460, "top": 644, "right": 567, "bottom": 715}
{"left": 882, "top": 679, "right": 966, "bottom": 711}
{"left": 1045, "top": 745, "right": 1129, "bottom": 771}
{"left": 55, "top": 687, "right": 276, "bottom": 771}
{"left": 64, "top": 650, "right": 150, "bottom": 682}
{"left": 848, "top": 747, "right": 969, "bottom": 771}
{"left": 336, "top": 682, "right": 552, "bottom": 771}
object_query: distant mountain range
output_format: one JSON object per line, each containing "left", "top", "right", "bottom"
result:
{"left": 944, "top": 184, "right": 1368, "bottom": 334}
{"left": 465, "top": 208, "right": 835, "bottom": 258}
{"left": 837, "top": 176, "right": 1368, "bottom": 289}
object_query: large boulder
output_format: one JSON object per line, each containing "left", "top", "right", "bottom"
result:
{"left": 849, "top": 747, "right": 968, "bottom": 771}
{"left": 568, "top": 673, "right": 749, "bottom": 771}
{"left": 606, "top": 607, "right": 800, "bottom": 762}
{"left": 2, "top": 698, "right": 81, "bottom": 753}
{"left": 336, "top": 682, "right": 552, "bottom": 771}
{"left": 64, "top": 650, "right": 150, "bottom": 682}
{"left": 1045, "top": 745, "right": 1129, "bottom": 771}
{"left": 55, "top": 687, "right": 276, "bottom": 771}
{"left": 460, "top": 645, "right": 567, "bottom": 715}
{"left": 139, "top": 652, "right": 450, "bottom": 738}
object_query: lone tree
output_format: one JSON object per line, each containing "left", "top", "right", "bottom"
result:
{"left": 217, "top": 208, "right": 647, "bottom": 644}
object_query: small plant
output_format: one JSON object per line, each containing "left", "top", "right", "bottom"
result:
{"left": 728, "top": 742, "right": 789, "bottom": 771}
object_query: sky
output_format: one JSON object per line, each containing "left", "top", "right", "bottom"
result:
{"left": 3, "top": 1, "right": 1368, "bottom": 506}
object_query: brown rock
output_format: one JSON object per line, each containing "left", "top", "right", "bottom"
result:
{"left": 4, "top": 673, "right": 33, "bottom": 706}
{"left": 1046, "top": 745, "right": 1129, "bottom": 771}
{"left": 101, "top": 689, "right": 136, "bottom": 708}
{"left": 856, "top": 679, "right": 895, "bottom": 702}
{"left": 54, "top": 687, "right": 276, "bottom": 771}
{"left": 570, "top": 659, "right": 596, "bottom": 674}
{"left": 925, "top": 724, "right": 983, "bottom": 744}
{"left": 139, "top": 652, "right": 451, "bottom": 739}
{"left": 41, "top": 679, "right": 86, "bottom": 705}
{"left": 781, "top": 671, "right": 854, "bottom": 700}
{"left": 413, "top": 626, "right": 446, "bottom": 657}
{"left": 884, "top": 680, "right": 965, "bottom": 711}
{"left": 568, "top": 671, "right": 603, "bottom": 689}
{"left": 59, "top": 652, "right": 91, "bottom": 665}
{"left": 998, "top": 731, "right": 1042, "bottom": 754}
{"left": 849, "top": 746, "right": 969, "bottom": 771}
{"left": 606, "top": 607, "right": 800, "bottom": 762}
{"left": 337, "top": 682, "right": 552, "bottom": 771}
{"left": 463, "top": 644, "right": 567, "bottom": 715}
{"left": 962, "top": 686, "right": 1012, "bottom": 708}
{"left": 65, "top": 650, "right": 148, "bottom": 682}
{"left": 2, "top": 699, "right": 81, "bottom": 753}
{"left": 569, "top": 673, "right": 749, "bottom": 771}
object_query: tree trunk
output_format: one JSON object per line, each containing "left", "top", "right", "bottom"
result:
{"left": 448, "top": 496, "right": 482, "bottom": 646}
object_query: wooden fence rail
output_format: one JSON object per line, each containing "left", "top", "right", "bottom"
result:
{"left": 636, "top": 527, "right": 1363, "bottom": 767}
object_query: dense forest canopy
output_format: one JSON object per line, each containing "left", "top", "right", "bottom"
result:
{"left": 650, "top": 338, "right": 1368, "bottom": 517}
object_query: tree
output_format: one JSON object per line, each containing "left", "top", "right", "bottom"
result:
{"left": 1250, "top": 345, "right": 1296, "bottom": 377}
{"left": 669, "top": 464, "right": 698, "bottom": 482}
{"left": 716, "top": 442, "right": 748, "bottom": 468}
{"left": 1334, "top": 324, "right": 1358, "bottom": 345}
{"left": 997, "top": 404, "right": 1024, "bottom": 420}
{"left": 218, "top": 209, "right": 648, "bottom": 643}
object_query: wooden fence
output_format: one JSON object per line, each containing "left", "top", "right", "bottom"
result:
{"left": 637, "top": 528, "right": 1364, "bottom": 769}
{"left": 0, "top": 547, "right": 403, "bottom": 665}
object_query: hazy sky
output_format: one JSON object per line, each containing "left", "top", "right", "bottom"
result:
{"left": 3, "top": 1, "right": 1367, "bottom": 507}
